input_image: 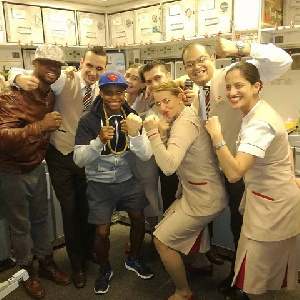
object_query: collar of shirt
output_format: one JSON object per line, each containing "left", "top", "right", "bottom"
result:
{"left": 79, "top": 71, "right": 96, "bottom": 95}
{"left": 196, "top": 80, "right": 211, "bottom": 92}
{"left": 242, "top": 100, "right": 261, "bottom": 126}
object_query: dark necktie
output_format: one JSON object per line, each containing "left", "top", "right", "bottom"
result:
{"left": 108, "top": 115, "right": 125, "bottom": 151}
{"left": 203, "top": 85, "right": 210, "bottom": 119}
{"left": 83, "top": 86, "right": 92, "bottom": 109}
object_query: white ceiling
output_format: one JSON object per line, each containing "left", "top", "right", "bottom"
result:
{"left": 55, "top": 0, "right": 162, "bottom": 13}
{"left": 17, "top": 0, "right": 163, "bottom": 14}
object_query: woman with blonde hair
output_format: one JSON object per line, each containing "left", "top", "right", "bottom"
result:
{"left": 143, "top": 81, "right": 227, "bottom": 300}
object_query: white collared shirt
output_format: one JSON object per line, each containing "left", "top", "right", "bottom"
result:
{"left": 196, "top": 81, "right": 211, "bottom": 121}
{"left": 237, "top": 100, "right": 275, "bottom": 158}
{"left": 51, "top": 71, "right": 97, "bottom": 99}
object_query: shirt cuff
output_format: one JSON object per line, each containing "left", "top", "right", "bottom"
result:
{"left": 146, "top": 128, "right": 160, "bottom": 138}
{"left": 238, "top": 143, "right": 265, "bottom": 158}
{"left": 90, "top": 137, "right": 104, "bottom": 151}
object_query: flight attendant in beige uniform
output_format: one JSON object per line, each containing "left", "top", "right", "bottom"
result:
{"left": 143, "top": 82, "right": 227, "bottom": 300}
{"left": 206, "top": 62, "right": 300, "bottom": 300}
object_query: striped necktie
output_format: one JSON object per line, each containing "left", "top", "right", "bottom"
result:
{"left": 83, "top": 86, "right": 92, "bottom": 109}
{"left": 203, "top": 85, "right": 210, "bottom": 118}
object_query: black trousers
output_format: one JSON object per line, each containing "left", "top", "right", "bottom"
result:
{"left": 45, "top": 144, "right": 95, "bottom": 267}
{"left": 158, "top": 168, "right": 179, "bottom": 212}
{"left": 224, "top": 175, "right": 245, "bottom": 277}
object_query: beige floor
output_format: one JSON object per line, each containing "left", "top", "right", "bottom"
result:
{"left": 0, "top": 223, "right": 300, "bottom": 300}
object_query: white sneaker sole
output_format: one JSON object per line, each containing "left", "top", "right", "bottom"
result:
{"left": 93, "top": 271, "right": 113, "bottom": 294}
{"left": 125, "top": 263, "right": 153, "bottom": 279}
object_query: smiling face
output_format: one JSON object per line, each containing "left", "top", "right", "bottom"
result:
{"left": 143, "top": 66, "right": 171, "bottom": 92}
{"left": 33, "top": 59, "right": 61, "bottom": 85}
{"left": 125, "top": 67, "right": 145, "bottom": 95}
{"left": 100, "top": 85, "right": 126, "bottom": 115}
{"left": 153, "top": 90, "right": 184, "bottom": 120}
{"left": 225, "top": 69, "right": 260, "bottom": 116}
{"left": 80, "top": 51, "right": 107, "bottom": 86}
{"left": 183, "top": 45, "right": 215, "bottom": 86}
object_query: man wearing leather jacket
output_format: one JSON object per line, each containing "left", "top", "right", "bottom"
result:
{"left": 0, "top": 44, "right": 71, "bottom": 299}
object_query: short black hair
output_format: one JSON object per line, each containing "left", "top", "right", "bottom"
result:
{"left": 127, "top": 63, "right": 144, "bottom": 69}
{"left": 140, "top": 60, "right": 170, "bottom": 82}
{"left": 181, "top": 43, "right": 211, "bottom": 64}
{"left": 226, "top": 62, "right": 260, "bottom": 85}
{"left": 83, "top": 46, "right": 107, "bottom": 64}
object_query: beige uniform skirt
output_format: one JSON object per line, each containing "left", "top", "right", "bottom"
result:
{"left": 233, "top": 230, "right": 298, "bottom": 295}
{"left": 153, "top": 199, "right": 223, "bottom": 255}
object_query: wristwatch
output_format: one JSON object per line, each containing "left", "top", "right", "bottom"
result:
{"left": 235, "top": 41, "right": 245, "bottom": 56}
{"left": 214, "top": 141, "right": 226, "bottom": 150}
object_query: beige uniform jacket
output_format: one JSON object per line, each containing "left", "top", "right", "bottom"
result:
{"left": 149, "top": 107, "right": 227, "bottom": 216}
{"left": 240, "top": 100, "right": 300, "bottom": 242}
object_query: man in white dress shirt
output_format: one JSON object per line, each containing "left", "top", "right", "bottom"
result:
{"left": 179, "top": 38, "right": 292, "bottom": 300}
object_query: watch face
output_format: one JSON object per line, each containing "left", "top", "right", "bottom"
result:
{"left": 236, "top": 41, "right": 245, "bottom": 54}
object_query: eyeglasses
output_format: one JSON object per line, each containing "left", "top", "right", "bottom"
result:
{"left": 155, "top": 98, "right": 170, "bottom": 107}
{"left": 185, "top": 56, "right": 209, "bottom": 69}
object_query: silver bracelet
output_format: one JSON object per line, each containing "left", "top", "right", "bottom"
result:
{"left": 214, "top": 141, "right": 226, "bottom": 150}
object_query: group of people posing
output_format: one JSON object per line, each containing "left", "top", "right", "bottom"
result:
{"left": 0, "top": 37, "right": 299, "bottom": 300}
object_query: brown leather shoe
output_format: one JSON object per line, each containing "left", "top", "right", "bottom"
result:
{"left": 20, "top": 262, "right": 45, "bottom": 299}
{"left": 184, "top": 263, "right": 213, "bottom": 276}
{"left": 72, "top": 270, "right": 86, "bottom": 288}
{"left": 38, "top": 254, "right": 71, "bottom": 285}
{"left": 23, "top": 275, "right": 45, "bottom": 299}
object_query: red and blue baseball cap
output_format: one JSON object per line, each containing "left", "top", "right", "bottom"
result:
{"left": 98, "top": 71, "right": 128, "bottom": 89}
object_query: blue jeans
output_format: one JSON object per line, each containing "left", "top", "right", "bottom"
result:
{"left": 0, "top": 164, "right": 52, "bottom": 265}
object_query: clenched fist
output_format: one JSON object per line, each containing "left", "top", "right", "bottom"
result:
{"left": 40, "top": 111, "right": 62, "bottom": 133}
{"left": 143, "top": 115, "right": 159, "bottom": 132}
{"left": 126, "top": 113, "right": 143, "bottom": 137}
{"left": 99, "top": 126, "right": 115, "bottom": 144}
{"left": 205, "top": 116, "right": 223, "bottom": 144}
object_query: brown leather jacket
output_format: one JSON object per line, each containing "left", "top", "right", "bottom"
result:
{"left": 0, "top": 87, "right": 55, "bottom": 174}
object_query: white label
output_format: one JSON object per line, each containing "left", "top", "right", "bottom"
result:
{"left": 86, "top": 31, "right": 96, "bottom": 38}
{"left": 171, "top": 23, "right": 184, "bottom": 30}
{"left": 52, "top": 29, "right": 66, "bottom": 36}
{"left": 116, "top": 31, "right": 126, "bottom": 38}
{"left": 112, "top": 16, "right": 122, "bottom": 26}
{"left": 141, "top": 27, "right": 152, "bottom": 34}
{"left": 200, "top": 0, "right": 215, "bottom": 11}
{"left": 205, "top": 17, "right": 219, "bottom": 26}
{"left": 49, "top": 13, "right": 61, "bottom": 22}
{"left": 17, "top": 26, "right": 32, "bottom": 34}
{"left": 82, "top": 17, "right": 93, "bottom": 26}
{"left": 138, "top": 12, "right": 149, "bottom": 22}
{"left": 169, "top": 5, "right": 181, "bottom": 16}
{"left": 11, "top": 8, "right": 26, "bottom": 19}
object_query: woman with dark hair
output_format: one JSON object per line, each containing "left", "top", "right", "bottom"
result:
{"left": 143, "top": 81, "right": 227, "bottom": 300}
{"left": 125, "top": 63, "right": 147, "bottom": 114}
{"left": 206, "top": 62, "right": 300, "bottom": 300}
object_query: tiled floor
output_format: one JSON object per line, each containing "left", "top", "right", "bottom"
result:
{"left": 0, "top": 223, "right": 300, "bottom": 300}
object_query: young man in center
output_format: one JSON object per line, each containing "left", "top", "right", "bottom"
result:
{"left": 73, "top": 71, "right": 154, "bottom": 295}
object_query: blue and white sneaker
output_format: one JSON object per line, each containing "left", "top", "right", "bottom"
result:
{"left": 125, "top": 258, "right": 154, "bottom": 279}
{"left": 94, "top": 264, "right": 113, "bottom": 294}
